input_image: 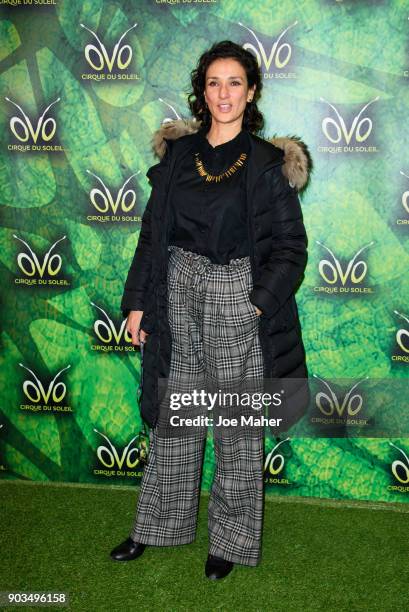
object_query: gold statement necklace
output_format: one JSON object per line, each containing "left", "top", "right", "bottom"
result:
{"left": 194, "top": 151, "right": 247, "bottom": 183}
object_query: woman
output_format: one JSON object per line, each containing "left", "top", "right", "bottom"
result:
{"left": 110, "top": 40, "right": 312, "bottom": 579}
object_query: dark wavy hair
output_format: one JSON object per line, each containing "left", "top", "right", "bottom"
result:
{"left": 187, "top": 40, "right": 264, "bottom": 135}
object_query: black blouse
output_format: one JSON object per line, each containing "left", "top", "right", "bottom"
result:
{"left": 168, "top": 126, "right": 251, "bottom": 264}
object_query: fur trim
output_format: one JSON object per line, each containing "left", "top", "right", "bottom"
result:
{"left": 151, "top": 118, "right": 202, "bottom": 161}
{"left": 269, "top": 135, "right": 313, "bottom": 192}
{"left": 151, "top": 118, "right": 312, "bottom": 191}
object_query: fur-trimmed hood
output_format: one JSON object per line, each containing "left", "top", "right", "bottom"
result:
{"left": 151, "top": 118, "right": 313, "bottom": 192}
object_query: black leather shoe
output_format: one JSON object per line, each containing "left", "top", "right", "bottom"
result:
{"left": 110, "top": 537, "right": 146, "bottom": 561}
{"left": 205, "top": 554, "right": 234, "bottom": 580}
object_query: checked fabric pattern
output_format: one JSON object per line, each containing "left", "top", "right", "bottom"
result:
{"left": 130, "top": 246, "right": 265, "bottom": 566}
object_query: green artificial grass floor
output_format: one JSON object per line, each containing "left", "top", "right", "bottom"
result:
{"left": 1, "top": 480, "right": 409, "bottom": 612}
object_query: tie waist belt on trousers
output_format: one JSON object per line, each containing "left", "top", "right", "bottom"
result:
{"left": 166, "top": 244, "right": 257, "bottom": 362}
{"left": 167, "top": 244, "right": 250, "bottom": 270}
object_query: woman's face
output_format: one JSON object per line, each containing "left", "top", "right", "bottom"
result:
{"left": 203, "top": 57, "right": 256, "bottom": 128}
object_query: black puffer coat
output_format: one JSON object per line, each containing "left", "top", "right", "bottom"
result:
{"left": 121, "top": 119, "right": 313, "bottom": 429}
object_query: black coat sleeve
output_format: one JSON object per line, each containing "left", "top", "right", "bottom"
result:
{"left": 120, "top": 146, "right": 170, "bottom": 319}
{"left": 249, "top": 165, "right": 308, "bottom": 318}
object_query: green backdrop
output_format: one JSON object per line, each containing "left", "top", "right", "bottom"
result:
{"left": 1, "top": 0, "right": 408, "bottom": 503}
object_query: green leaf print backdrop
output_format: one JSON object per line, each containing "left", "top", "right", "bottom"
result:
{"left": 0, "top": 0, "right": 408, "bottom": 502}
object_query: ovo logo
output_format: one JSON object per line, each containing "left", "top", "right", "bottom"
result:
{"left": 313, "top": 375, "right": 368, "bottom": 417}
{"left": 389, "top": 442, "right": 409, "bottom": 484}
{"left": 320, "top": 96, "right": 379, "bottom": 144}
{"left": 394, "top": 310, "right": 409, "bottom": 353}
{"left": 238, "top": 21, "right": 297, "bottom": 71}
{"left": 316, "top": 240, "right": 374, "bottom": 285}
{"left": 94, "top": 429, "right": 144, "bottom": 469}
{"left": 14, "top": 235, "right": 66, "bottom": 277}
{"left": 399, "top": 171, "right": 409, "bottom": 214}
{"left": 81, "top": 23, "right": 137, "bottom": 72}
{"left": 6, "top": 97, "right": 60, "bottom": 143}
{"left": 264, "top": 437, "right": 290, "bottom": 475}
{"left": 19, "top": 364, "right": 71, "bottom": 404}
{"left": 91, "top": 302, "right": 132, "bottom": 344}
{"left": 87, "top": 170, "right": 139, "bottom": 214}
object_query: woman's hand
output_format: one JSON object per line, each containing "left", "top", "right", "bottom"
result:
{"left": 255, "top": 306, "right": 262, "bottom": 316}
{"left": 126, "top": 310, "right": 150, "bottom": 346}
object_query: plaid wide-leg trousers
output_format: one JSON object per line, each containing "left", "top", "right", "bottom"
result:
{"left": 130, "top": 245, "right": 265, "bottom": 566}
